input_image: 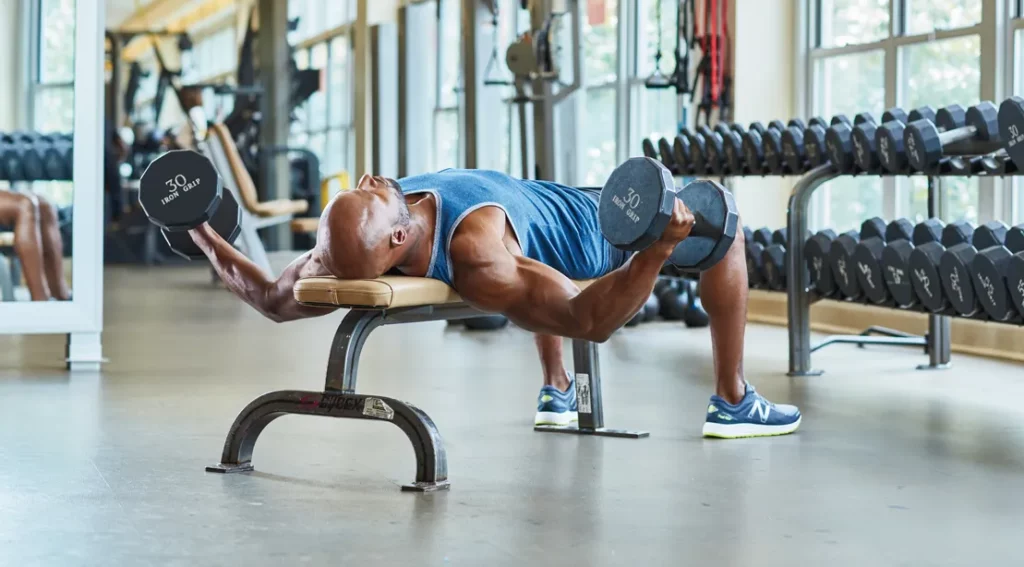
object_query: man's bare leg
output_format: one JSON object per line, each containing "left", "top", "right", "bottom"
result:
{"left": 698, "top": 226, "right": 748, "bottom": 405}
{"left": 534, "top": 334, "right": 570, "bottom": 391}
{"left": 0, "top": 192, "right": 49, "bottom": 301}
{"left": 533, "top": 333, "right": 577, "bottom": 426}
{"left": 34, "top": 195, "right": 71, "bottom": 300}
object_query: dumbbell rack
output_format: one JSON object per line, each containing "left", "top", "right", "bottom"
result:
{"left": 786, "top": 168, "right": 956, "bottom": 375}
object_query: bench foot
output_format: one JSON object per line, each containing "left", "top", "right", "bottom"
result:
{"left": 205, "top": 462, "right": 254, "bottom": 474}
{"left": 211, "top": 390, "right": 449, "bottom": 491}
{"left": 401, "top": 480, "right": 451, "bottom": 492}
{"left": 534, "top": 424, "right": 650, "bottom": 438}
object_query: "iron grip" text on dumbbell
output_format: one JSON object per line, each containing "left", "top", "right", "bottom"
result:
{"left": 162, "top": 174, "right": 201, "bottom": 206}
{"left": 611, "top": 187, "right": 642, "bottom": 224}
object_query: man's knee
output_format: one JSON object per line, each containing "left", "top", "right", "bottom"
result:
{"left": 13, "top": 193, "right": 39, "bottom": 221}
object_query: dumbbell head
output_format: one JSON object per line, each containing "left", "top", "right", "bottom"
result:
{"left": 908, "top": 222, "right": 973, "bottom": 312}
{"left": 852, "top": 120, "right": 881, "bottom": 172}
{"left": 752, "top": 227, "right": 772, "bottom": 247}
{"left": 876, "top": 120, "right": 907, "bottom": 173}
{"left": 881, "top": 219, "right": 944, "bottom": 307}
{"left": 599, "top": 158, "right": 738, "bottom": 271}
{"left": 730, "top": 123, "right": 747, "bottom": 136}
{"left": 781, "top": 126, "right": 807, "bottom": 173}
{"left": 721, "top": 131, "right": 745, "bottom": 174}
{"left": 658, "top": 137, "right": 678, "bottom": 173}
{"left": 909, "top": 106, "right": 936, "bottom": 124}
{"left": 742, "top": 129, "right": 766, "bottom": 175}
{"left": 748, "top": 122, "right": 767, "bottom": 137}
{"left": 831, "top": 114, "right": 851, "bottom": 127}
{"left": 703, "top": 129, "right": 727, "bottom": 175}
{"left": 998, "top": 97, "right": 1024, "bottom": 173}
{"left": 714, "top": 124, "right": 733, "bottom": 140}
{"left": 162, "top": 188, "right": 242, "bottom": 259}
{"left": 938, "top": 221, "right": 1006, "bottom": 316}
{"left": 970, "top": 224, "right": 1024, "bottom": 321}
{"left": 936, "top": 104, "right": 967, "bottom": 131}
{"left": 828, "top": 230, "right": 862, "bottom": 299}
{"left": 804, "top": 124, "right": 828, "bottom": 167}
{"left": 762, "top": 244, "right": 787, "bottom": 290}
{"left": 964, "top": 102, "right": 1001, "bottom": 141}
{"left": 672, "top": 135, "right": 692, "bottom": 175}
{"left": 825, "top": 122, "right": 856, "bottom": 173}
{"left": 805, "top": 229, "right": 838, "bottom": 296}
{"left": 854, "top": 219, "right": 914, "bottom": 304}
{"left": 807, "top": 117, "right": 828, "bottom": 130}
{"left": 686, "top": 129, "right": 709, "bottom": 175}
{"left": 788, "top": 118, "right": 806, "bottom": 132}
{"left": 881, "top": 107, "right": 908, "bottom": 125}
{"left": 761, "top": 127, "right": 786, "bottom": 174}
{"left": 767, "top": 120, "right": 787, "bottom": 132}
{"left": 139, "top": 149, "right": 224, "bottom": 231}
{"left": 746, "top": 241, "right": 766, "bottom": 288}
{"left": 642, "top": 138, "right": 658, "bottom": 159}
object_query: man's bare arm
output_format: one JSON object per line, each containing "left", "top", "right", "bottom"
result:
{"left": 454, "top": 242, "right": 674, "bottom": 343}
{"left": 189, "top": 224, "right": 338, "bottom": 322}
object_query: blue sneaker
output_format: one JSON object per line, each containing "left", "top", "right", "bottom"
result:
{"left": 535, "top": 375, "right": 579, "bottom": 426}
{"left": 702, "top": 384, "right": 801, "bottom": 438}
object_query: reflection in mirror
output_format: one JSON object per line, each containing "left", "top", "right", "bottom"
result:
{"left": 0, "top": 0, "right": 75, "bottom": 302}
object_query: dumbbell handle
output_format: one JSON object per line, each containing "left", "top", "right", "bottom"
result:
{"left": 936, "top": 123, "right": 979, "bottom": 147}
{"left": 670, "top": 190, "right": 721, "bottom": 240}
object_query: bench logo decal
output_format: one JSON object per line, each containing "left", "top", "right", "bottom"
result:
{"left": 362, "top": 397, "right": 395, "bottom": 421}
{"left": 575, "top": 373, "right": 592, "bottom": 414}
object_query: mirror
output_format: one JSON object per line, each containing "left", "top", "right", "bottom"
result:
{"left": 0, "top": 0, "right": 75, "bottom": 302}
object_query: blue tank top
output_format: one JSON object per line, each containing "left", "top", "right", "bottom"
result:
{"left": 398, "top": 169, "right": 622, "bottom": 286}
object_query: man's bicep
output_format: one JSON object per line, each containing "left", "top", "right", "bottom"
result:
{"left": 457, "top": 256, "right": 582, "bottom": 335}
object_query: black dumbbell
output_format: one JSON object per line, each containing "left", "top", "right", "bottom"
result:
{"left": 599, "top": 158, "right": 739, "bottom": 271}
{"left": 34, "top": 134, "right": 71, "bottom": 181}
{"left": 751, "top": 227, "right": 772, "bottom": 247}
{"left": 905, "top": 101, "right": 1001, "bottom": 173}
{"left": 969, "top": 224, "right": 1024, "bottom": 321}
{"left": 746, "top": 227, "right": 772, "bottom": 288}
{"left": 743, "top": 121, "right": 787, "bottom": 175}
{"left": 908, "top": 222, "right": 974, "bottom": 313}
{"left": 980, "top": 149, "right": 1018, "bottom": 175}
{"left": 880, "top": 219, "right": 944, "bottom": 308}
{"left": 139, "top": 150, "right": 243, "bottom": 258}
{"left": 877, "top": 106, "right": 958, "bottom": 174}
{"left": 704, "top": 124, "right": 732, "bottom": 175}
{"left": 779, "top": 118, "right": 828, "bottom": 172}
{"left": 1005, "top": 236, "right": 1024, "bottom": 321}
{"left": 938, "top": 221, "right": 1009, "bottom": 317}
{"left": 1, "top": 132, "right": 45, "bottom": 181}
{"left": 684, "top": 128, "right": 710, "bottom": 176}
{"left": 672, "top": 134, "right": 692, "bottom": 176}
{"left": 642, "top": 138, "right": 658, "bottom": 160}
{"left": 828, "top": 217, "right": 886, "bottom": 300}
{"left": 804, "top": 229, "right": 839, "bottom": 296}
{"left": 761, "top": 228, "right": 812, "bottom": 291}
{"left": 657, "top": 137, "right": 679, "bottom": 175}
{"left": 803, "top": 116, "right": 852, "bottom": 168}
{"left": 999, "top": 96, "right": 1024, "bottom": 173}
{"left": 851, "top": 108, "right": 910, "bottom": 174}
{"left": 853, "top": 218, "right": 914, "bottom": 304}
{"left": 721, "top": 128, "right": 747, "bottom": 175}
{"left": 825, "top": 113, "right": 876, "bottom": 173}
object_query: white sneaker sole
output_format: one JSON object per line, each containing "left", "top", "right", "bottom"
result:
{"left": 702, "top": 417, "right": 801, "bottom": 439}
{"left": 535, "top": 411, "right": 579, "bottom": 426}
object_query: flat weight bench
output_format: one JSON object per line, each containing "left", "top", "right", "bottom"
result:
{"left": 206, "top": 275, "right": 647, "bottom": 492}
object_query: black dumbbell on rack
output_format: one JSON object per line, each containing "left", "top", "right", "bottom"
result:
{"left": 804, "top": 228, "right": 839, "bottom": 296}
{"left": 878, "top": 106, "right": 964, "bottom": 175}
{"left": 879, "top": 218, "right": 945, "bottom": 308}
{"left": 828, "top": 217, "right": 886, "bottom": 301}
{"left": 721, "top": 124, "right": 748, "bottom": 175}
{"left": 824, "top": 113, "right": 877, "bottom": 174}
{"left": 999, "top": 96, "right": 1024, "bottom": 172}
{"left": 1, "top": 132, "right": 46, "bottom": 182}
{"left": 905, "top": 101, "right": 1001, "bottom": 174}
{"left": 764, "top": 119, "right": 818, "bottom": 175}
{"left": 852, "top": 218, "right": 914, "bottom": 304}
{"left": 746, "top": 227, "right": 773, "bottom": 288}
{"left": 938, "top": 221, "right": 1009, "bottom": 317}
{"left": 641, "top": 138, "right": 658, "bottom": 160}
{"left": 780, "top": 117, "right": 828, "bottom": 174}
{"left": 803, "top": 115, "right": 851, "bottom": 168}
{"left": 907, "top": 222, "right": 975, "bottom": 313}
{"left": 658, "top": 137, "right": 680, "bottom": 175}
{"left": 761, "top": 228, "right": 812, "bottom": 290}
{"left": 742, "top": 121, "right": 783, "bottom": 176}
{"left": 969, "top": 224, "right": 1024, "bottom": 322}
{"left": 852, "top": 108, "right": 910, "bottom": 175}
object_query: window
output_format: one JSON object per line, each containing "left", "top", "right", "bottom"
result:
{"left": 30, "top": 0, "right": 76, "bottom": 206}
{"left": 808, "top": 0, "right": 987, "bottom": 231}
{"left": 630, "top": 0, "right": 680, "bottom": 157}
{"left": 289, "top": 0, "right": 356, "bottom": 45}
{"left": 580, "top": 0, "right": 619, "bottom": 186}
{"left": 434, "top": 0, "right": 462, "bottom": 170}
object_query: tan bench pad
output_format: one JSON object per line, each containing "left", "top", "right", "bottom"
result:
{"left": 0, "top": 232, "right": 12, "bottom": 247}
{"left": 251, "top": 199, "right": 309, "bottom": 217}
{"left": 294, "top": 275, "right": 592, "bottom": 309}
{"left": 290, "top": 217, "right": 319, "bottom": 233}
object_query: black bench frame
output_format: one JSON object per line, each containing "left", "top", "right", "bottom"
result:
{"left": 206, "top": 304, "right": 647, "bottom": 491}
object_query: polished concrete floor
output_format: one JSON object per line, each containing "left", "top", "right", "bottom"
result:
{"left": 2, "top": 262, "right": 1024, "bottom": 566}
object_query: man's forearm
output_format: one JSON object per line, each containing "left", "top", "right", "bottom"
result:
{"left": 189, "top": 225, "right": 279, "bottom": 318}
{"left": 566, "top": 243, "right": 672, "bottom": 341}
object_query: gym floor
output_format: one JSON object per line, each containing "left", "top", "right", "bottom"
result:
{"left": 2, "top": 261, "right": 1023, "bottom": 566}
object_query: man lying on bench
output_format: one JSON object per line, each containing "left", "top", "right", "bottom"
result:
{"left": 188, "top": 166, "right": 801, "bottom": 439}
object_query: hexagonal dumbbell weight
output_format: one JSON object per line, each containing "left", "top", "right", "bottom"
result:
{"left": 852, "top": 108, "right": 909, "bottom": 174}
{"left": 880, "top": 218, "right": 944, "bottom": 308}
{"left": 825, "top": 113, "right": 876, "bottom": 173}
{"left": 140, "top": 149, "right": 242, "bottom": 259}
{"left": 828, "top": 217, "right": 886, "bottom": 301}
{"left": 905, "top": 101, "right": 1001, "bottom": 173}
{"left": 852, "top": 218, "right": 914, "bottom": 305}
{"left": 908, "top": 221, "right": 974, "bottom": 313}
{"left": 970, "top": 224, "right": 1024, "bottom": 321}
{"left": 804, "top": 228, "right": 838, "bottom": 296}
{"left": 999, "top": 96, "right": 1024, "bottom": 173}
{"left": 876, "top": 106, "right": 958, "bottom": 174}
{"left": 938, "top": 221, "right": 1008, "bottom": 317}
{"left": 599, "top": 157, "right": 738, "bottom": 272}
{"left": 761, "top": 228, "right": 813, "bottom": 291}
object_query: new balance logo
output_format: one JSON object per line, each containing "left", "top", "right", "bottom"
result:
{"left": 748, "top": 399, "right": 771, "bottom": 423}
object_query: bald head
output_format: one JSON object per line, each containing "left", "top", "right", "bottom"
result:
{"left": 316, "top": 174, "right": 411, "bottom": 279}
